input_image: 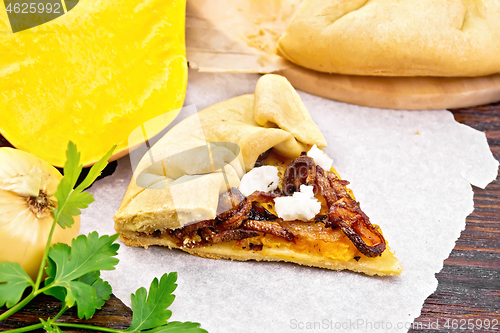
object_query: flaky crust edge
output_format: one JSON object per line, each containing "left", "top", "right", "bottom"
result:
{"left": 118, "top": 230, "right": 403, "bottom": 276}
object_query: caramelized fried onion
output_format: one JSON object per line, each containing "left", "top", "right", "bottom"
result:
{"left": 219, "top": 191, "right": 278, "bottom": 230}
{"left": 282, "top": 153, "right": 317, "bottom": 195}
{"left": 315, "top": 167, "right": 386, "bottom": 257}
{"left": 242, "top": 220, "right": 294, "bottom": 242}
{"left": 169, "top": 152, "right": 386, "bottom": 258}
{"left": 201, "top": 228, "right": 260, "bottom": 244}
{"left": 170, "top": 188, "right": 291, "bottom": 249}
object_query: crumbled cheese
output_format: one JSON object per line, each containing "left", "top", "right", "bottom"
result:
{"left": 238, "top": 165, "right": 279, "bottom": 196}
{"left": 274, "top": 185, "right": 321, "bottom": 221}
{"left": 307, "top": 144, "right": 333, "bottom": 171}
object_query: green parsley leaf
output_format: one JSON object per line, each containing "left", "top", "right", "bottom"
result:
{"left": 44, "top": 270, "right": 113, "bottom": 320}
{"left": 61, "top": 141, "right": 82, "bottom": 193}
{"left": 53, "top": 142, "right": 82, "bottom": 229}
{"left": 43, "top": 255, "right": 66, "bottom": 303}
{"left": 54, "top": 142, "right": 82, "bottom": 218}
{"left": 147, "top": 321, "right": 209, "bottom": 333}
{"left": 43, "top": 232, "right": 119, "bottom": 318}
{"left": 126, "top": 272, "right": 177, "bottom": 332}
{"left": 58, "top": 193, "right": 95, "bottom": 229}
{"left": 53, "top": 142, "right": 115, "bottom": 229}
{"left": 62, "top": 280, "right": 98, "bottom": 319}
{"left": 0, "top": 262, "right": 35, "bottom": 308}
{"left": 0, "top": 142, "right": 208, "bottom": 332}
{"left": 125, "top": 272, "right": 207, "bottom": 333}
{"left": 75, "top": 145, "right": 116, "bottom": 192}
{"left": 77, "top": 271, "right": 113, "bottom": 310}
{"left": 46, "top": 232, "right": 119, "bottom": 283}
{"left": 56, "top": 191, "right": 95, "bottom": 228}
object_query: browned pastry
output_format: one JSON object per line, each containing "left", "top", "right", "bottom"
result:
{"left": 114, "top": 74, "right": 403, "bottom": 276}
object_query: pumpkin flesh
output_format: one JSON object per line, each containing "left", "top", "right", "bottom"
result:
{"left": 0, "top": 0, "right": 187, "bottom": 167}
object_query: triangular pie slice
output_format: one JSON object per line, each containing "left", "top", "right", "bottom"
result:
{"left": 114, "top": 74, "right": 403, "bottom": 276}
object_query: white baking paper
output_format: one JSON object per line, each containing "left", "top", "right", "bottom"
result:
{"left": 186, "top": 0, "right": 300, "bottom": 73}
{"left": 80, "top": 70, "right": 499, "bottom": 333}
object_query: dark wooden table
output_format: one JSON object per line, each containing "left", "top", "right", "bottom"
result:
{"left": 1, "top": 103, "right": 499, "bottom": 332}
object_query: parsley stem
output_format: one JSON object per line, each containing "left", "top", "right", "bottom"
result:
{"left": 1, "top": 323, "right": 43, "bottom": 333}
{"left": 34, "top": 205, "right": 61, "bottom": 290}
{"left": 0, "top": 291, "right": 36, "bottom": 322}
{"left": 52, "top": 305, "right": 68, "bottom": 322}
{"left": 56, "top": 322, "right": 123, "bottom": 332}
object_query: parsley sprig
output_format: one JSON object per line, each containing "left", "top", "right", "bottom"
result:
{"left": 0, "top": 142, "right": 207, "bottom": 333}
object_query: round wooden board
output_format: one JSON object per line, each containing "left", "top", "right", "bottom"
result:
{"left": 277, "top": 61, "right": 500, "bottom": 110}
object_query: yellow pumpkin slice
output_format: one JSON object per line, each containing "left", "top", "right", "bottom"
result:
{"left": 0, "top": 0, "right": 187, "bottom": 167}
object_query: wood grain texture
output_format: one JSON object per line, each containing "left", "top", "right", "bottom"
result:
{"left": 1, "top": 103, "right": 499, "bottom": 332}
{"left": 0, "top": 293, "right": 132, "bottom": 332}
{"left": 410, "top": 102, "right": 500, "bottom": 333}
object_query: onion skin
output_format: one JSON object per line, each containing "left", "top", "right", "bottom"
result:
{"left": 0, "top": 148, "right": 81, "bottom": 280}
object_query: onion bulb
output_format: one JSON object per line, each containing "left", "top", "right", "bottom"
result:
{"left": 0, "top": 148, "right": 80, "bottom": 280}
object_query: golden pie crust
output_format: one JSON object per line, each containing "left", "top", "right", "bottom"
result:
{"left": 114, "top": 74, "right": 403, "bottom": 276}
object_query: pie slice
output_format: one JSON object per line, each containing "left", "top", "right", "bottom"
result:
{"left": 114, "top": 74, "right": 403, "bottom": 276}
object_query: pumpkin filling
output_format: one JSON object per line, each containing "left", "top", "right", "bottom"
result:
{"left": 141, "top": 149, "right": 386, "bottom": 262}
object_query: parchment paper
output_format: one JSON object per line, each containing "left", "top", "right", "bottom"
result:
{"left": 186, "top": 0, "right": 300, "bottom": 73}
{"left": 80, "top": 70, "right": 499, "bottom": 333}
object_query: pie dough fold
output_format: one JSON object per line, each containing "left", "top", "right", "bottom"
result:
{"left": 114, "top": 74, "right": 326, "bottom": 231}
